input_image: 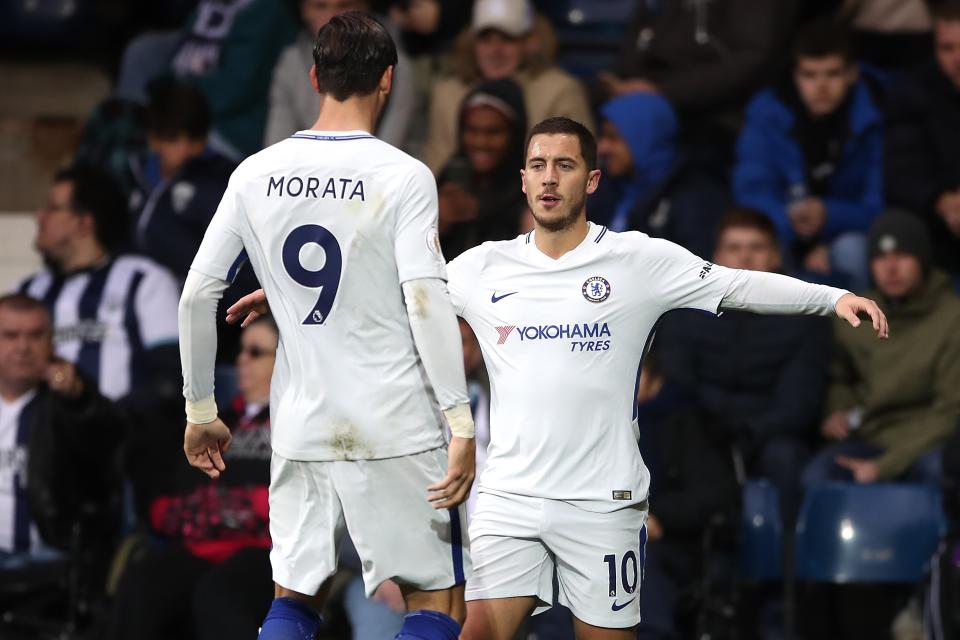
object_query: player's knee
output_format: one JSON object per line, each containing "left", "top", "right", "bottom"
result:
{"left": 258, "top": 597, "right": 322, "bottom": 639}
{"left": 394, "top": 609, "right": 462, "bottom": 640}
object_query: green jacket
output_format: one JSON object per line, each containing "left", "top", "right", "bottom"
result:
{"left": 827, "top": 270, "right": 960, "bottom": 479}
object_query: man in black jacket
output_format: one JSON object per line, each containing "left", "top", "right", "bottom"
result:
{"left": 657, "top": 208, "right": 829, "bottom": 524}
{"left": 886, "top": 0, "right": 960, "bottom": 277}
{"left": 0, "top": 293, "right": 122, "bottom": 621}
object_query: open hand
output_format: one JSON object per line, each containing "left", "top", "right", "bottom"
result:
{"left": 226, "top": 289, "right": 269, "bottom": 328}
{"left": 835, "top": 293, "right": 889, "bottom": 339}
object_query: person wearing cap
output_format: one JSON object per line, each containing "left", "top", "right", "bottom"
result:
{"left": 802, "top": 210, "right": 960, "bottom": 487}
{"left": 422, "top": 0, "right": 594, "bottom": 174}
{"left": 437, "top": 78, "right": 529, "bottom": 259}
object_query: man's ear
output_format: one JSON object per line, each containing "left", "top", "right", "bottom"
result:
{"left": 520, "top": 169, "right": 527, "bottom": 194}
{"left": 847, "top": 62, "right": 859, "bottom": 85}
{"left": 380, "top": 65, "right": 394, "bottom": 95}
{"left": 586, "top": 169, "right": 602, "bottom": 195}
{"left": 310, "top": 64, "right": 321, "bottom": 94}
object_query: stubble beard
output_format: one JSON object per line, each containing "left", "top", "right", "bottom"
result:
{"left": 529, "top": 191, "right": 587, "bottom": 233}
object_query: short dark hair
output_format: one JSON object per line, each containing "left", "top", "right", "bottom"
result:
{"left": 793, "top": 18, "right": 853, "bottom": 64}
{"left": 525, "top": 117, "right": 597, "bottom": 170}
{"left": 53, "top": 165, "right": 129, "bottom": 253}
{"left": 934, "top": 0, "right": 960, "bottom": 22}
{"left": 715, "top": 207, "right": 779, "bottom": 246}
{"left": 0, "top": 294, "right": 51, "bottom": 332}
{"left": 145, "top": 79, "right": 210, "bottom": 140}
{"left": 312, "top": 11, "right": 398, "bottom": 101}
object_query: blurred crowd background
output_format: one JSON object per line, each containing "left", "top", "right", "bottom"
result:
{"left": 1, "top": 0, "right": 960, "bottom": 639}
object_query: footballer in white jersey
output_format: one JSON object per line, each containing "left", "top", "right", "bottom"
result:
{"left": 447, "top": 118, "right": 888, "bottom": 639}
{"left": 178, "top": 13, "right": 475, "bottom": 640}
{"left": 225, "top": 118, "right": 889, "bottom": 638}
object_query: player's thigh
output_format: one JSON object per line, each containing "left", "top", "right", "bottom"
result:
{"left": 334, "top": 448, "right": 469, "bottom": 598}
{"left": 462, "top": 595, "right": 539, "bottom": 640}
{"left": 268, "top": 452, "right": 345, "bottom": 600}
{"left": 466, "top": 492, "right": 552, "bottom": 605}
{"left": 544, "top": 501, "right": 648, "bottom": 630}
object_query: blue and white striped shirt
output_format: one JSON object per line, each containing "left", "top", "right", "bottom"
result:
{"left": 0, "top": 390, "right": 38, "bottom": 554}
{"left": 18, "top": 254, "right": 180, "bottom": 400}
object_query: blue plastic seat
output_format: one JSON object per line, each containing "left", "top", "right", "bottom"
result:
{"left": 794, "top": 482, "right": 946, "bottom": 583}
{"left": 738, "top": 480, "right": 784, "bottom": 581}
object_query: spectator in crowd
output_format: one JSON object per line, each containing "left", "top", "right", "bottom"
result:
{"left": 656, "top": 208, "right": 828, "bottom": 524}
{"left": 590, "top": 91, "right": 729, "bottom": 258}
{"left": 437, "top": 78, "right": 527, "bottom": 259}
{"left": 0, "top": 295, "right": 121, "bottom": 610}
{"left": 886, "top": 0, "right": 960, "bottom": 278}
{"left": 635, "top": 352, "right": 741, "bottom": 640}
{"left": 422, "top": 0, "right": 593, "bottom": 173}
{"left": 17, "top": 167, "right": 181, "bottom": 406}
{"left": 602, "top": 0, "right": 788, "bottom": 161}
{"left": 733, "top": 19, "right": 883, "bottom": 291}
{"left": 264, "top": 0, "right": 418, "bottom": 149}
{"left": 115, "top": 0, "right": 298, "bottom": 159}
{"left": 128, "top": 80, "right": 235, "bottom": 283}
{"left": 802, "top": 211, "right": 960, "bottom": 487}
{"left": 388, "top": 0, "right": 474, "bottom": 58}
{"left": 107, "top": 317, "right": 278, "bottom": 640}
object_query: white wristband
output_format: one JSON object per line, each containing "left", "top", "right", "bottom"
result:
{"left": 185, "top": 395, "right": 218, "bottom": 424}
{"left": 443, "top": 403, "right": 475, "bottom": 439}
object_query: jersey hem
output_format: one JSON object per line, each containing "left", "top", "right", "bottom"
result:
{"left": 271, "top": 441, "right": 446, "bottom": 463}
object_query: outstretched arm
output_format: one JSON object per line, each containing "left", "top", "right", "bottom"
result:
{"left": 720, "top": 270, "right": 888, "bottom": 338}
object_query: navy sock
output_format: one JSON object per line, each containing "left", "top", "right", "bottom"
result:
{"left": 394, "top": 609, "right": 461, "bottom": 640}
{"left": 258, "top": 597, "right": 322, "bottom": 639}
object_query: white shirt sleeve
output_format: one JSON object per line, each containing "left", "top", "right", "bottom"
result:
{"left": 190, "top": 173, "right": 248, "bottom": 284}
{"left": 178, "top": 269, "right": 230, "bottom": 404}
{"left": 394, "top": 163, "right": 447, "bottom": 284}
{"left": 136, "top": 264, "right": 181, "bottom": 349}
{"left": 646, "top": 238, "right": 848, "bottom": 316}
{"left": 401, "top": 278, "right": 470, "bottom": 412}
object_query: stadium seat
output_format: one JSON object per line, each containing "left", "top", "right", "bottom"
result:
{"left": 738, "top": 479, "right": 784, "bottom": 581}
{"left": 794, "top": 482, "right": 946, "bottom": 583}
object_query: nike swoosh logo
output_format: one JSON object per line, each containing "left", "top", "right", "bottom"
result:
{"left": 611, "top": 597, "right": 636, "bottom": 612}
{"left": 491, "top": 291, "right": 518, "bottom": 303}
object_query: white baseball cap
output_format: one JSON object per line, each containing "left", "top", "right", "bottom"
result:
{"left": 472, "top": 0, "right": 534, "bottom": 37}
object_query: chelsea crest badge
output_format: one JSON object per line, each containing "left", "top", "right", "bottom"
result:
{"left": 582, "top": 276, "right": 611, "bottom": 303}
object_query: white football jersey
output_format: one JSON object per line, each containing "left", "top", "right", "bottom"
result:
{"left": 448, "top": 223, "right": 749, "bottom": 513}
{"left": 191, "top": 130, "right": 448, "bottom": 461}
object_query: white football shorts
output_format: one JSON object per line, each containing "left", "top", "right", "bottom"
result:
{"left": 269, "top": 447, "right": 470, "bottom": 596}
{"left": 465, "top": 490, "right": 648, "bottom": 628}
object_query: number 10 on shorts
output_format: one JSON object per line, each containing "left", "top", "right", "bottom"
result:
{"left": 603, "top": 550, "right": 640, "bottom": 597}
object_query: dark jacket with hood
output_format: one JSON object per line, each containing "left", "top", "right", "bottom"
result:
{"left": 827, "top": 270, "right": 960, "bottom": 478}
{"left": 590, "top": 92, "right": 728, "bottom": 259}
{"left": 438, "top": 78, "right": 528, "bottom": 259}
{"left": 733, "top": 78, "right": 884, "bottom": 244}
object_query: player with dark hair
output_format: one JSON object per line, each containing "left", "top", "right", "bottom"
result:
{"left": 178, "top": 12, "right": 474, "bottom": 640}
{"left": 229, "top": 116, "right": 888, "bottom": 639}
